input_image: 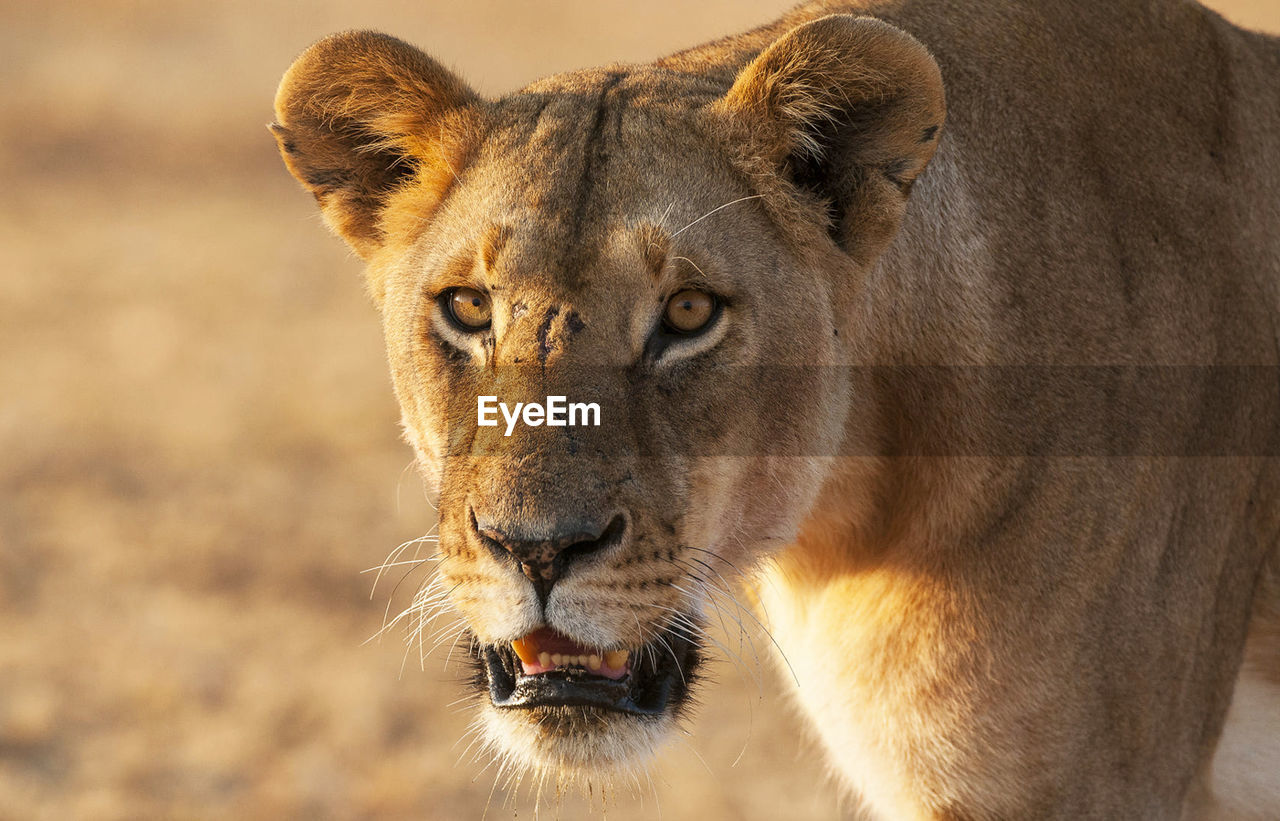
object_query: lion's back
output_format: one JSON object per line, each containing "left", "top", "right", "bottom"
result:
{"left": 890, "top": 0, "right": 1280, "bottom": 362}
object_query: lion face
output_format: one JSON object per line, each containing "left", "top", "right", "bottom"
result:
{"left": 381, "top": 85, "right": 852, "bottom": 777}
{"left": 272, "top": 18, "right": 942, "bottom": 784}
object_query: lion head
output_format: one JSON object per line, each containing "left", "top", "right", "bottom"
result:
{"left": 272, "top": 14, "right": 943, "bottom": 785}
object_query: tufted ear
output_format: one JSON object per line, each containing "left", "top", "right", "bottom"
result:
{"left": 716, "top": 15, "right": 945, "bottom": 263}
{"left": 271, "top": 31, "right": 481, "bottom": 260}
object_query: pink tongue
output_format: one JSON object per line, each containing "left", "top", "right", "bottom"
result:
{"left": 525, "top": 627, "right": 590, "bottom": 656}
{"left": 518, "top": 627, "right": 629, "bottom": 680}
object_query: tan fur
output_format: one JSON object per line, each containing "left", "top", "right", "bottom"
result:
{"left": 273, "top": 2, "right": 1280, "bottom": 817}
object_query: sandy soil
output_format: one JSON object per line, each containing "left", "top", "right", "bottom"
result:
{"left": 3, "top": 1, "right": 1276, "bottom": 819}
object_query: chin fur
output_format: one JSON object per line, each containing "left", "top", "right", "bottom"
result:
{"left": 476, "top": 702, "right": 675, "bottom": 788}
{"left": 461, "top": 640, "right": 703, "bottom": 796}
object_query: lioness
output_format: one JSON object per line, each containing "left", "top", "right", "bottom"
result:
{"left": 271, "top": 0, "right": 1280, "bottom": 817}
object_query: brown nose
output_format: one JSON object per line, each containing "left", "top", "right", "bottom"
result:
{"left": 472, "top": 510, "right": 627, "bottom": 604}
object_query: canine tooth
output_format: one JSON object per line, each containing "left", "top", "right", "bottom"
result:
{"left": 512, "top": 638, "right": 538, "bottom": 665}
{"left": 604, "top": 649, "right": 629, "bottom": 669}
{"left": 538, "top": 652, "right": 551, "bottom": 668}
{"left": 551, "top": 653, "right": 563, "bottom": 666}
{"left": 587, "top": 654, "right": 601, "bottom": 671}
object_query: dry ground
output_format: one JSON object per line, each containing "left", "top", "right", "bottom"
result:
{"left": 2, "top": 1, "right": 1277, "bottom": 819}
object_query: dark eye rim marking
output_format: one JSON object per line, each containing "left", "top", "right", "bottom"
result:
{"left": 439, "top": 286, "right": 493, "bottom": 333}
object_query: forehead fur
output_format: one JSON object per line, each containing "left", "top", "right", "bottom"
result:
{"left": 459, "top": 70, "right": 729, "bottom": 289}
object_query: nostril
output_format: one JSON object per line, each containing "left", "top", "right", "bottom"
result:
{"left": 557, "top": 513, "right": 627, "bottom": 569}
{"left": 469, "top": 508, "right": 628, "bottom": 597}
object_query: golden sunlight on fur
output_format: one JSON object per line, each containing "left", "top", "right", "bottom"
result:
{"left": 273, "top": 1, "right": 1280, "bottom": 817}
{"left": 6, "top": 1, "right": 1280, "bottom": 819}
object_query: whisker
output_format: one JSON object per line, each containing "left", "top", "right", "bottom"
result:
{"left": 648, "top": 621, "right": 687, "bottom": 689}
{"left": 670, "top": 255, "right": 706, "bottom": 278}
{"left": 367, "top": 532, "right": 437, "bottom": 598}
{"left": 671, "top": 561, "right": 767, "bottom": 673}
{"left": 365, "top": 578, "right": 461, "bottom": 646}
{"left": 669, "top": 194, "right": 763, "bottom": 238}
{"left": 394, "top": 457, "right": 416, "bottom": 517}
{"left": 481, "top": 749, "right": 504, "bottom": 821}
{"left": 442, "top": 626, "right": 470, "bottom": 671}
{"left": 652, "top": 603, "right": 763, "bottom": 693}
{"left": 359, "top": 557, "right": 438, "bottom": 573}
{"left": 670, "top": 577, "right": 800, "bottom": 685}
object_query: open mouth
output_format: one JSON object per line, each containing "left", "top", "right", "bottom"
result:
{"left": 480, "top": 625, "right": 699, "bottom": 716}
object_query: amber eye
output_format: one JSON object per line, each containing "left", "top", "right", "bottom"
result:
{"left": 662, "top": 289, "right": 717, "bottom": 334}
{"left": 446, "top": 287, "right": 491, "bottom": 331}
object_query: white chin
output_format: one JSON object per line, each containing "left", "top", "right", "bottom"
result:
{"left": 476, "top": 703, "right": 673, "bottom": 786}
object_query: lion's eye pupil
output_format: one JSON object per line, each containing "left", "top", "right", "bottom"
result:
{"left": 448, "top": 287, "right": 492, "bottom": 331}
{"left": 662, "top": 289, "right": 716, "bottom": 334}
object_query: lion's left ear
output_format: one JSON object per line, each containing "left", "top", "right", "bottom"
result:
{"left": 716, "top": 15, "right": 945, "bottom": 263}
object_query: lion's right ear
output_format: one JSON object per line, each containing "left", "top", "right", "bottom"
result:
{"left": 271, "top": 31, "right": 481, "bottom": 260}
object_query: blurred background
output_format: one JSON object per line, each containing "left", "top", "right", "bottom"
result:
{"left": 2, "top": 1, "right": 1277, "bottom": 819}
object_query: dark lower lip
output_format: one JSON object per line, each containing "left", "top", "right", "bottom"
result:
{"left": 479, "top": 629, "right": 699, "bottom": 717}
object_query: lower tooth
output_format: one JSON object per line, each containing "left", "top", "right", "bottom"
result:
{"left": 530, "top": 652, "right": 608, "bottom": 670}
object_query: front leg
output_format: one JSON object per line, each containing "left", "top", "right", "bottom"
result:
{"left": 756, "top": 555, "right": 1199, "bottom": 820}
